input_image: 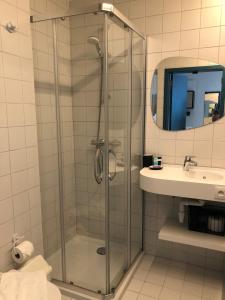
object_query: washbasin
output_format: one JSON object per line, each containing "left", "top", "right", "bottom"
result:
{"left": 185, "top": 170, "right": 223, "bottom": 181}
{"left": 140, "top": 164, "right": 225, "bottom": 202}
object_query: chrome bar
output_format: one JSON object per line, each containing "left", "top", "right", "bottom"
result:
{"left": 100, "top": 3, "right": 145, "bottom": 40}
{"left": 30, "top": 2, "right": 145, "bottom": 40}
{"left": 52, "top": 20, "right": 67, "bottom": 281}
{"left": 127, "top": 29, "right": 132, "bottom": 267}
{"left": 30, "top": 9, "right": 98, "bottom": 23}
{"left": 104, "top": 13, "right": 110, "bottom": 295}
{"left": 91, "top": 138, "right": 121, "bottom": 147}
{"left": 141, "top": 36, "right": 147, "bottom": 252}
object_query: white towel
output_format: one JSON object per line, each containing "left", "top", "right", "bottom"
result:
{"left": 0, "top": 270, "right": 47, "bottom": 300}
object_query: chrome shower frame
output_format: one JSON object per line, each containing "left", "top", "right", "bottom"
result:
{"left": 31, "top": 3, "right": 146, "bottom": 299}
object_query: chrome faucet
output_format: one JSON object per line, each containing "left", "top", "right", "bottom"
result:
{"left": 183, "top": 155, "right": 197, "bottom": 171}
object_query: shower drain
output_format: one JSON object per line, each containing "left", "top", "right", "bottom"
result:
{"left": 96, "top": 246, "right": 106, "bottom": 255}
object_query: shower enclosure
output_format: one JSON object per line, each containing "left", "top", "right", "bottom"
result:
{"left": 31, "top": 3, "right": 145, "bottom": 297}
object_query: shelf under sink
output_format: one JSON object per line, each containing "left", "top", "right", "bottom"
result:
{"left": 159, "top": 219, "right": 225, "bottom": 252}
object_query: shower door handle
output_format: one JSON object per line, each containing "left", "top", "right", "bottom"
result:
{"left": 108, "top": 149, "right": 117, "bottom": 181}
{"left": 94, "top": 147, "right": 103, "bottom": 184}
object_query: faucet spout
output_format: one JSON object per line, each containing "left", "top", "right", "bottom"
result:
{"left": 183, "top": 155, "right": 197, "bottom": 171}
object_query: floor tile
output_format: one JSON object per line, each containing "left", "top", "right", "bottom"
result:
{"left": 121, "top": 291, "right": 138, "bottom": 300}
{"left": 128, "top": 278, "right": 144, "bottom": 293}
{"left": 137, "top": 295, "right": 156, "bottom": 300}
{"left": 141, "top": 282, "right": 162, "bottom": 298}
{"left": 167, "top": 264, "right": 186, "bottom": 280}
{"left": 183, "top": 281, "right": 202, "bottom": 297}
{"left": 159, "top": 287, "right": 181, "bottom": 300}
{"left": 133, "top": 269, "right": 149, "bottom": 281}
{"left": 181, "top": 293, "right": 202, "bottom": 300}
{"left": 122, "top": 255, "right": 224, "bottom": 300}
{"left": 164, "top": 276, "right": 184, "bottom": 291}
{"left": 138, "top": 256, "right": 154, "bottom": 271}
{"left": 202, "top": 286, "right": 222, "bottom": 300}
{"left": 145, "top": 271, "right": 166, "bottom": 286}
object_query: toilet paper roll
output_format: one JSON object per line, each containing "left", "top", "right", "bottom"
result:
{"left": 12, "top": 241, "right": 34, "bottom": 264}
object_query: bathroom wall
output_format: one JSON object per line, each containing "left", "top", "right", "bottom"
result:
{"left": 0, "top": 0, "right": 43, "bottom": 271}
{"left": 145, "top": 0, "right": 225, "bottom": 167}
{"left": 70, "top": 0, "right": 225, "bottom": 271}
{"left": 143, "top": 0, "right": 225, "bottom": 271}
{"left": 30, "top": 0, "right": 76, "bottom": 258}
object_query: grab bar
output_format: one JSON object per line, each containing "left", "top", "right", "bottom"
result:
{"left": 108, "top": 149, "right": 117, "bottom": 181}
{"left": 94, "top": 147, "right": 103, "bottom": 184}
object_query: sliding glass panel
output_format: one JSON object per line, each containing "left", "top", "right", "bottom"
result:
{"left": 130, "top": 32, "right": 145, "bottom": 262}
{"left": 62, "top": 12, "right": 107, "bottom": 293}
{"left": 107, "top": 16, "right": 130, "bottom": 291}
{"left": 31, "top": 19, "right": 63, "bottom": 281}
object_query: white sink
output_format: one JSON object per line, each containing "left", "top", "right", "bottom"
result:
{"left": 185, "top": 169, "right": 223, "bottom": 181}
{"left": 140, "top": 164, "right": 225, "bottom": 202}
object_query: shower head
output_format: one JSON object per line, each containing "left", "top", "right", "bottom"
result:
{"left": 87, "top": 36, "right": 103, "bottom": 58}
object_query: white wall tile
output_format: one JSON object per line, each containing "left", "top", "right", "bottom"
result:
{"left": 164, "top": 0, "right": 181, "bottom": 13}
{"left": 162, "top": 32, "right": 180, "bottom": 51}
{"left": 181, "top": 10, "right": 201, "bottom": 30}
{"left": 0, "top": 103, "right": 8, "bottom": 127}
{"left": 146, "top": 16, "right": 163, "bottom": 35}
{"left": 199, "top": 27, "right": 220, "bottom": 47}
{"left": 2, "top": 53, "right": 21, "bottom": 80}
{"left": 0, "top": 0, "right": 42, "bottom": 270}
{"left": 201, "top": 7, "right": 221, "bottom": 28}
{"left": 181, "top": 0, "right": 201, "bottom": 10}
{"left": 0, "top": 198, "right": 13, "bottom": 224}
{"left": 10, "top": 149, "right": 27, "bottom": 172}
{"left": 0, "top": 221, "right": 14, "bottom": 247}
{"left": 0, "top": 175, "right": 11, "bottom": 201}
{"left": 193, "top": 140, "right": 213, "bottom": 158}
{"left": 9, "top": 127, "right": 26, "bottom": 150}
{"left": 146, "top": 0, "right": 163, "bottom": 16}
{"left": 0, "top": 128, "right": 9, "bottom": 153}
{"left": 163, "top": 13, "right": 181, "bottom": 33}
{"left": 13, "top": 191, "right": 30, "bottom": 217}
{"left": 180, "top": 30, "right": 199, "bottom": 50}
{"left": 202, "top": 0, "right": 222, "bottom": 7}
{"left": 0, "top": 152, "right": 10, "bottom": 176}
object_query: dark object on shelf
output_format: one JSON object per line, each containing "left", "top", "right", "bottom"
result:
{"left": 149, "top": 165, "right": 163, "bottom": 170}
{"left": 143, "top": 155, "right": 153, "bottom": 167}
{"left": 188, "top": 205, "right": 225, "bottom": 236}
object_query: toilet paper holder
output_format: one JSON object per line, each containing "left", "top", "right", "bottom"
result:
{"left": 12, "top": 233, "right": 24, "bottom": 247}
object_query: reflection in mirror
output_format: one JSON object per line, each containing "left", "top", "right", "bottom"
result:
{"left": 150, "top": 57, "right": 225, "bottom": 131}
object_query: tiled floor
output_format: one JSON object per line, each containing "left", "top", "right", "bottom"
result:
{"left": 60, "top": 254, "right": 224, "bottom": 300}
{"left": 122, "top": 255, "right": 224, "bottom": 300}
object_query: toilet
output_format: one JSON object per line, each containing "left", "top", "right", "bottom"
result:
{"left": 20, "top": 255, "right": 61, "bottom": 300}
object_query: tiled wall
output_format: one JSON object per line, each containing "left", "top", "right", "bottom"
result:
{"left": 143, "top": 0, "right": 225, "bottom": 270}
{"left": 0, "top": 0, "right": 43, "bottom": 271}
{"left": 31, "top": 0, "right": 76, "bottom": 258}
{"left": 145, "top": 0, "right": 225, "bottom": 167}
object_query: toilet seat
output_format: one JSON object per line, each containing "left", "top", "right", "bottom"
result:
{"left": 47, "top": 282, "right": 61, "bottom": 300}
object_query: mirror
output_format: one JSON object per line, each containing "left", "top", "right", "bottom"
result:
{"left": 150, "top": 57, "right": 225, "bottom": 131}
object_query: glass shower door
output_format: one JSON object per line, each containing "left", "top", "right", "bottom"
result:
{"left": 130, "top": 32, "right": 145, "bottom": 262}
{"left": 106, "top": 16, "right": 130, "bottom": 291}
{"left": 57, "top": 12, "right": 107, "bottom": 294}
